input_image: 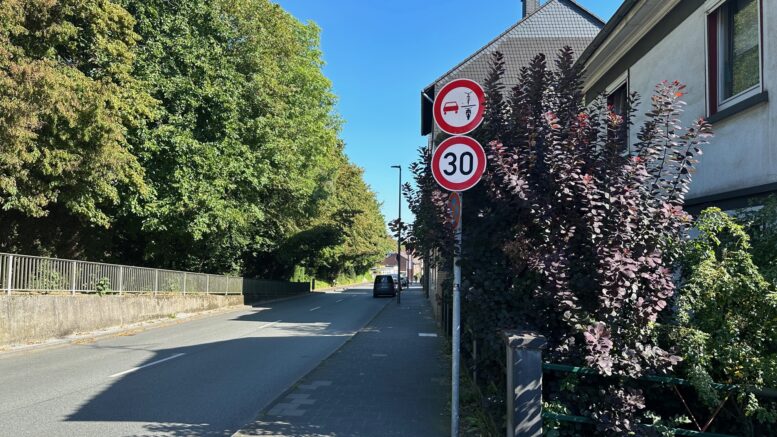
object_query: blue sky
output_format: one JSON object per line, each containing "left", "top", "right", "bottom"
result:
{"left": 275, "top": 0, "right": 623, "bottom": 226}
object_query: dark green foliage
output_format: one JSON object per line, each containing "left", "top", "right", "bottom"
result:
{"left": 0, "top": 0, "right": 154, "bottom": 257}
{"left": 117, "top": 0, "right": 342, "bottom": 273}
{"left": 673, "top": 208, "right": 777, "bottom": 434}
{"left": 0, "top": 0, "right": 389, "bottom": 280}
{"left": 742, "top": 195, "right": 777, "bottom": 287}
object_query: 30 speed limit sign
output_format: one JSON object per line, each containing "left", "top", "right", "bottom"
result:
{"left": 431, "top": 136, "right": 486, "bottom": 192}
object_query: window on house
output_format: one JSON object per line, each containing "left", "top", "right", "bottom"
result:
{"left": 708, "top": 0, "right": 762, "bottom": 113}
{"left": 607, "top": 83, "right": 628, "bottom": 119}
{"left": 607, "top": 83, "right": 629, "bottom": 150}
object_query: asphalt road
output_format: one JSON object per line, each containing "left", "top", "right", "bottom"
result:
{"left": 0, "top": 286, "right": 391, "bottom": 437}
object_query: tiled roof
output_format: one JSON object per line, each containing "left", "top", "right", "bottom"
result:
{"left": 429, "top": 0, "right": 604, "bottom": 90}
{"left": 421, "top": 0, "right": 604, "bottom": 136}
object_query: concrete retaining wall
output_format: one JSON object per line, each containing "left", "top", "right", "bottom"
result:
{"left": 0, "top": 294, "right": 244, "bottom": 347}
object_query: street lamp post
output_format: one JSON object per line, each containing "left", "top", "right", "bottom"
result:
{"left": 391, "top": 165, "right": 402, "bottom": 304}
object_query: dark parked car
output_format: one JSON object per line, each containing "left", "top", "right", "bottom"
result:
{"left": 373, "top": 275, "right": 396, "bottom": 298}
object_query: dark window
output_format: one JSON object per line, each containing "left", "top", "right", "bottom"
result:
{"left": 708, "top": 0, "right": 762, "bottom": 114}
{"left": 607, "top": 83, "right": 628, "bottom": 119}
{"left": 607, "top": 83, "right": 629, "bottom": 150}
{"left": 375, "top": 275, "right": 393, "bottom": 285}
{"left": 721, "top": 0, "right": 760, "bottom": 100}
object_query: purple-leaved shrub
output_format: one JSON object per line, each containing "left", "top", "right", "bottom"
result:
{"left": 405, "top": 47, "right": 715, "bottom": 435}
{"left": 485, "top": 48, "right": 712, "bottom": 434}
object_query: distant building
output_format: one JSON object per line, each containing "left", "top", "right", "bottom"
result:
{"left": 375, "top": 251, "right": 422, "bottom": 281}
{"left": 578, "top": 0, "right": 775, "bottom": 212}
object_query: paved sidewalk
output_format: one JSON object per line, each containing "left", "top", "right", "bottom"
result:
{"left": 235, "top": 286, "right": 449, "bottom": 437}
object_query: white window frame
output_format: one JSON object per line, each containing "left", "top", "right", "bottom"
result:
{"left": 715, "top": 0, "right": 763, "bottom": 111}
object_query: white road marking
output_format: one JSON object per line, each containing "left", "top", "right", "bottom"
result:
{"left": 418, "top": 333, "right": 438, "bottom": 337}
{"left": 258, "top": 320, "right": 281, "bottom": 329}
{"left": 336, "top": 299, "right": 345, "bottom": 303}
{"left": 109, "top": 353, "right": 186, "bottom": 378}
{"left": 309, "top": 306, "right": 321, "bottom": 312}
{"left": 372, "top": 353, "right": 388, "bottom": 357}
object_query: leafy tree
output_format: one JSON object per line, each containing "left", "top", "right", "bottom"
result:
{"left": 0, "top": 0, "right": 389, "bottom": 284}
{"left": 307, "top": 159, "right": 392, "bottom": 281}
{"left": 0, "top": 0, "right": 154, "bottom": 256}
{"left": 115, "top": 0, "right": 343, "bottom": 273}
{"left": 487, "top": 51, "right": 713, "bottom": 434}
{"left": 247, "top": 152, "right": 391, "bottom": 282}
{"left": 674, "top": 208, "right": 777, "bottom": 433}
{"left": 742, "top": 195, "right": 777, "bottom": 287}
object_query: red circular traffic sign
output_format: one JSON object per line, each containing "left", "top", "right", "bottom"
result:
{"left": 432, "top": 136, "right": 486, "bottom": 192}
{"left": 447, "top": 192, "right": 462, "bottom": 229}
{"left": 433, "top": 79, "right": 485, "bottom": 135}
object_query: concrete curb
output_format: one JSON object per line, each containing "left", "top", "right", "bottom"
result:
{"left": 232, "top": 287, "right": 418, "bottom": 436}
{"left": 232, "top": 291, "right": 398, "bottom": 437}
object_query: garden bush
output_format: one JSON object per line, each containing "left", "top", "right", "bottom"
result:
{"left": 408, "top": 47, "right": 715, "bottom": 435}
{"left": 410, "top": 44, "right": 777, "bottom": 435}
{"left": 742, "top": 195, "right": 777, "bottom": 287}
{"left": 672, "top": 207, "right": 777, "bottom": 434}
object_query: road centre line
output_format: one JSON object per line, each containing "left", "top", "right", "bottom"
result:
{"left": 258, "top": 320, "right": 281, "bottom": 329}
{"left": 109, "top": 353, "right": 186, "bottom": 378}
{"left": 418, "top": 333, "right": 438, "bottom": 337}
{"left": 309, "top": 306, "right": 321, "bottom": 311}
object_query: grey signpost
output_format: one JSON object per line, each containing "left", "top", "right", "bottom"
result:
{"left": 432, "top": 78, "right": 485, "bottom": 437}
{"left": 452, "top": 193, "right": 462, "bottom": 435}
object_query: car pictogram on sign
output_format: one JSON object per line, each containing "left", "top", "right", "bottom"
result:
{"left": 443, "top": 101, "right": 459, "bottom": 114}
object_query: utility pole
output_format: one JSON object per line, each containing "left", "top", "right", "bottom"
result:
{"left": 391, "top": 165, "right": 402, "bottom": 304}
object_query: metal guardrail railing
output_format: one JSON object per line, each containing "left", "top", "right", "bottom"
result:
{"left": 0, "top": 252, "right": 306, "bottom": 296}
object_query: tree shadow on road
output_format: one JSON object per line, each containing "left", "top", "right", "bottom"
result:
{"left": 65, "top": 337, "right": 329, "bottom": 436}
{"left": 64, "top": 291, "right": 390, "bottom": 436}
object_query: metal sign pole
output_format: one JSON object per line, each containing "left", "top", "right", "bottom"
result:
{"left": 430, "top": 78, "right": 484, "bottom": 437}
{"left": 452, "top": 192, "right": 462, "bottom": 436}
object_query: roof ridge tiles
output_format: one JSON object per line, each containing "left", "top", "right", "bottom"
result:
{"left": 425, "top": 0, "right": 605, "bottom": 89}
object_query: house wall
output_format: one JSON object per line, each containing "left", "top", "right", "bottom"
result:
{"left": 588, "top": 0, "right": 776, "bottom": 205}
